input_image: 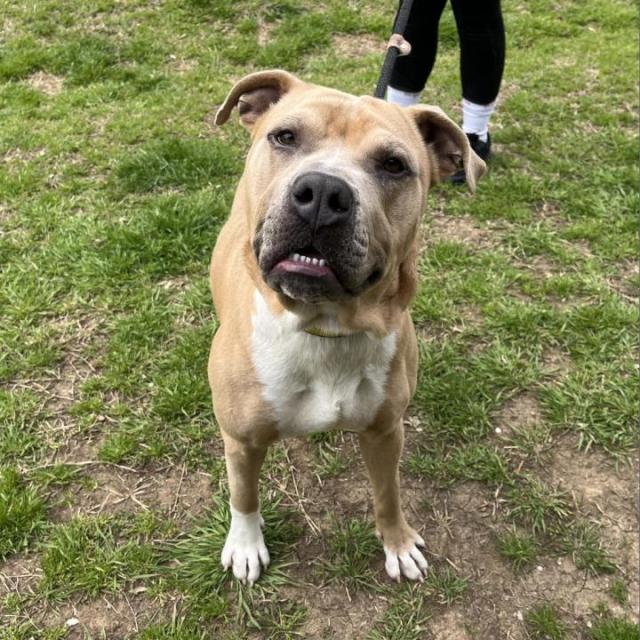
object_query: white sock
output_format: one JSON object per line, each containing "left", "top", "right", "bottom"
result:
{"left": 387, "top": 86, "right": 421, "bottom": 107}
{"left": 462, "top": 98, "right": 496, "bottom": 142}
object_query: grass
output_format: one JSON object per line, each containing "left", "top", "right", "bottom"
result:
{"left": 366, "top": 585, "right": 431, "bottom": 640}
{"left": 525, "top": 603, "right": 568, "bottom": 640}
{"left": 322, "top": 517, "right": 380, "bottom": 589}
{"left": 496, "top": 528, "right": 538, "bottom": 572}
{"left": 39, "top": 514, "right": 160, "bottom": 601}
{"left": 0, "top": 0, "right": 637, "bottom": 636}
{"left": 0, "top": 468, "right": 46, "bottom": 560}
{"left": 588, "top": 617, "right": 639, "bottom": 640}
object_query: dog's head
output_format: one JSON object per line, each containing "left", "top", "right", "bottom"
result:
{"left": 216, "top": 70, "right": 485, "bottom": 318}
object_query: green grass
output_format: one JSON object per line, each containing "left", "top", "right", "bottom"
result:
{"left": 322, "top": 517, "right": 380, "bottom": 589}
{"left": 525, "top": 603, "right": 568, "bottom": 640}
{"left": 0, "top": 0, "right": 637, "bottom": 635}
{"left": 39, "top": 514, "right": 160, "bottom": 601}
{"left": 366, "top": 585, "right": 431, "bottom": 640}
{"left": 588, "top": 617, "right": 639, "bottom": 640}
{"left": 0, "top": 468, "right": 46, "bottom": 560}
{"left": 496, "top": 528, "right": 538, "bottom": 572}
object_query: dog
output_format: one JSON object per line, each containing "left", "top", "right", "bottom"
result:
{"left": 209, "top": 70, "right": 485, "bottom": 584}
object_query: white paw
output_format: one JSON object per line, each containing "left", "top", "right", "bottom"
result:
{"left": 383, "top": 533, "right": 428, "bottom": 582}
{"left": 221, "top": 505, "right": 270, "bottom": 585}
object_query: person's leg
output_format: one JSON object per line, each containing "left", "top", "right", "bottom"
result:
{"left": 450, "top": 0, "right": 505, "bottom": 143}
{"left": 387, "top": 0, "right": 448, "bottom": 107}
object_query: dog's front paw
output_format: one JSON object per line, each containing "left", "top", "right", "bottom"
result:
{"left": 380, "top": 526, "right": 428, "bottom": 582}
{"left": 221, "top": 506, "right": 270, "bottom": 585}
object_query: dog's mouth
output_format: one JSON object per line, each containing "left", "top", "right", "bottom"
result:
{"left": 272, "top": 247, "right": 336, "bottom": 280}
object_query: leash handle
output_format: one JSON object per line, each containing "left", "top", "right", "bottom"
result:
{"left": 373, "top": 0, "right": 415, "bottom": 99}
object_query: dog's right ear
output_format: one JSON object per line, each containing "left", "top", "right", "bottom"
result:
{"left": 215, "top": 70, "right": 302, "bottom": 128}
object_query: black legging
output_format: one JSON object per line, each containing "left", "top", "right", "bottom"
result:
{"left": 390, "top": 0, "right": 505, "bottom": 105}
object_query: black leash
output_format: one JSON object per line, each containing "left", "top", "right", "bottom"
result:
{"left": 373, "top": 0, "right": 416, "bottom": 99}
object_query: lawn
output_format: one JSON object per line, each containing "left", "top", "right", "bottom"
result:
{"left": 0, "top": 0, "right": 638, "bottom": 638}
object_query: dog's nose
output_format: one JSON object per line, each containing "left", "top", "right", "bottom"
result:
{"left": 291, "top": 172, "right": 354, "bottom": 230}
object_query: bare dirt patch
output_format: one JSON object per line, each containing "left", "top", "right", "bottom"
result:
{"left": 27, "top": 72, "right": 64, "bottom": 96}
{"left": 0, "top": 555, "right": 42, "bottom": 600}
{"left": 43, "top": 592, "right": 166, "bottom": 639}
{"left": 165, "top": 55, "right": 197, "bottom": 74}
{"left": 542, "top": 346, "right": 572, "bottom": 378}
{"left": 50, "top": 465, "right": 213, "bottom": 522}
{"left": 257, "top": 20, "right": 274, "bottom": 47}
{"left": 423, "top": 209, "right": 496, "bottom": 251}
{"left": 332, "top": 33, "right": 381, "bottom": 58}
{"left": 291, "top": 585, "right": 384, "bottom": 640}
{"left": 550, "top": 438, "right": 639, "bottom": 620}
{"left": 494, "top": 392, "right": 542, "bottom": 438}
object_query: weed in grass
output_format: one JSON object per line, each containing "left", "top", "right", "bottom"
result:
{"left": 558, "top": 520, "right": 617, "bottom": 576}
{"left": 608, "top": 579, "right": 629, "bottom": 606}
{"left": 525, "top": 603, "right": 568, "bottom": 640}
{"left": 322, "top": 517, "right": 380, "bottom": 589}
{"left": 424, "top": 565, "right": 468, "bottom": 605}
{"left": 506, "top": 476, "right": 572, "bottom": 535}
{"left": 588, "top": 617, "right": 639, "bottom": 640}
{"left": 366, "top": 585, "right": 431, "bottom": 640}
{"left": 496, "top": 528, "right": 538, "bottom": 572}
{"left": 39, "top": 515, "right": 159, "bottom": 601}
{"left": 0, "top": 467, "right": 46, "bottom": 560}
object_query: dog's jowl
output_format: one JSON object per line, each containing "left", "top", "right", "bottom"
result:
{"left": 209, "top": 70, "right": 485, "bottom": 584}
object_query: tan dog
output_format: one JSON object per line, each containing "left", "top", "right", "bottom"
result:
{"left": 209, "top": 70, "right": 485, "bottom": 584}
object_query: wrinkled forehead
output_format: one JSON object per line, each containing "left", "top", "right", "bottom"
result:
{"left": 259, "top": 88, "right": 424, "bottom": 155}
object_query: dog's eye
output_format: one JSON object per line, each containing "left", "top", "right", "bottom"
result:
{"left": 271, "top": 129, "right": 297, "bottom": 147}
{"left": 382, "top": 156, "right": 407, "bottom": 175}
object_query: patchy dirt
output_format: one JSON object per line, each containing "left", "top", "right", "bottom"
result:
{"left": 494, "top": 392, "right": 542, "bottom": 438}
{"left": 289, "top": 584, "right": 384, "bottom": 639}
{"left": 165, "top": 55, "right": 197, "bottom": 74}
{"left": 268, "top": 429, "right": 639, "bottom": 639}
{"left": 27, "top": 72, "right": 64, "bottom": 96}
{"left": 332, "top": 33, "right": 381, "bottom": 58}
{"left": 551, "top": 438, "right": 639, "bottom": 615}
{"left": 423, "top": 209, "right": 496, "bottom": 251}
{"left": 0, "top": 555, "right": 42, "bottom": 600}
{"left": 257, "top": 20, "right": 274, "bottom": 47}
{"left": 43, "top": 592, "right": 168, "bottom": 638}
{"left": 542, "top": 346, "right": 573, "bottom": 378}
{"left": 49, "top": 465, "right": 213, "bottom": 523}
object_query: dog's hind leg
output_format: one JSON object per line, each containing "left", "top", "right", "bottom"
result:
{"left": 358, "top": 423, "right": 428, "bottom": 582}
{"left": 220, "top": 433, "right": 270, "bottom": 585}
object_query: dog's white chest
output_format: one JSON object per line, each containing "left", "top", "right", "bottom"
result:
{"left": 251, "top": 292, "right": 396, "bottom": 437}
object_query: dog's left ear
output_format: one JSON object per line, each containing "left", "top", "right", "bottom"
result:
{"left": 406, "top": 104, "right": 486, "bottom": 193}
{"left": 215, "top": 69, "right": 302, "bottom": 128}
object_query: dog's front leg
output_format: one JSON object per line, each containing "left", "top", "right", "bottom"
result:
{"left": 358, "top": 424, "right": 428, "bottom": 582}
{"left": 220, "top": 432, "right": 270, "bottom": 585}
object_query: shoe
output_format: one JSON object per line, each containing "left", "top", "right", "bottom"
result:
{"left": 450, "top": 132, "right": 491, "bottom": 185}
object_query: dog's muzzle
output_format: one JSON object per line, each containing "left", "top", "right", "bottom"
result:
{"left": 254, "top": 171, "right": 382, "bottom": 303}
